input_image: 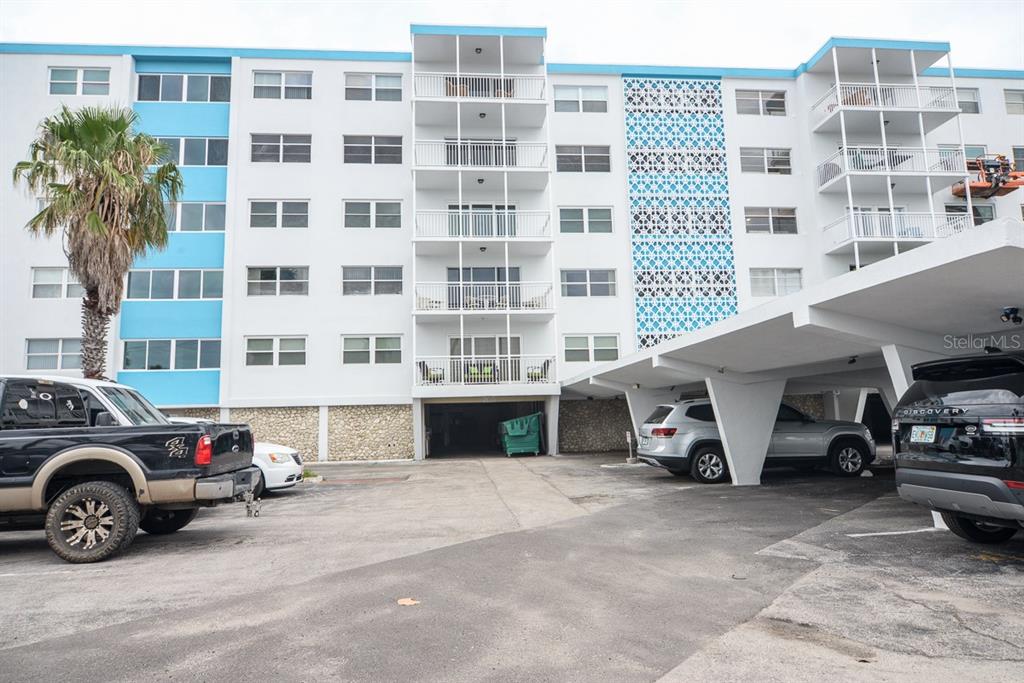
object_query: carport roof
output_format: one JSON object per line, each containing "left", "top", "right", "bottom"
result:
{"left": 563, "top": 218, "right": 1024, "bottom": 397}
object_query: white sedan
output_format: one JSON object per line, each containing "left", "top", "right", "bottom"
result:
{"left": 165, "top": 417, "right": 304, "bottom": 495}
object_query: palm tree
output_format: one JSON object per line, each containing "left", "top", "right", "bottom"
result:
{"left": 13, "top": 105, "right": 183, "bottom": 379}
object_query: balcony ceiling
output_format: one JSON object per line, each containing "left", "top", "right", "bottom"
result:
{"left": 415, "top": 168, "right": 550, "bottom": 191}
{"left": 414, "top": 100, "right": 547, "bottom": 128}
{"left": 808, "top": 46, "right": 948, "bottom": 77}
{"left": 815, "top": 108, "right": 958, "bottom": 135}
{"left": 413, "top": 34, "right": 544, "bottom": 67}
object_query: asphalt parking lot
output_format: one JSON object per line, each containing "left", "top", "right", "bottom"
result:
{"left": 1, "top": 454, "right": 1021, "bottom": 682}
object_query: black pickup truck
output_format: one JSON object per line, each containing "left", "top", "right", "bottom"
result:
{"left": 894, "top": 352, "right": 1024, "bottom": 544}
{"left": 0, "top": 376, "right": 260, "bottom": 563}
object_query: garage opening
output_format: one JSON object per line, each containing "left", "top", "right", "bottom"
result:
{"left": 426, "top": 401, "right": 544, "bottom": 457}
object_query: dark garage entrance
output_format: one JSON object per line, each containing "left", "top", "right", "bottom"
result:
{"left": 426, "top": 401, "right": 544, "bottom": 457}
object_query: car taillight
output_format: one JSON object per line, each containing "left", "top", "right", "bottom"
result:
{"left": 651, "top": 427, "right": 677, "bottom": 437}
{"left": 1005, "top": 480, "right": 1024, "bottom": 490}
{"left": 195, "top": 434, "right": 213, "bottom": 466}
{"left": 982, "top": 418, "right": 1024, "bottom": 434}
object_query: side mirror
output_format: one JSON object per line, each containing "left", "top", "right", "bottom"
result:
{"left": 94, "top": 411, "right": 117, "bottom": 427}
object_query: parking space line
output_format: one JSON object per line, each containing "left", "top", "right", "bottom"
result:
{"left": 846, "top": 528, "right": 941, "bottom": 538}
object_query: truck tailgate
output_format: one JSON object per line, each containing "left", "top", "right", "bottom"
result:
{"left": 203, "top": 424, "right": 254, "bottom": 476}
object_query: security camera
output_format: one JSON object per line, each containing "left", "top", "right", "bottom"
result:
{"left": 1001, "top": 307, "right": 1022, "bottom": 324}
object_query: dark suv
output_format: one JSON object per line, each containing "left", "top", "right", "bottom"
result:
{"left": 894, "top": 352, "right": 1024, "bottom": 544}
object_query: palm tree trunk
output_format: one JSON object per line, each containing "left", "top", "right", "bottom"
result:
{"left": 81, "top": 291, "right": 110, "bottom": 379}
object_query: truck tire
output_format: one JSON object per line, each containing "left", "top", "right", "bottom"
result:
{"left": 829, "top": 439, "right": 868, "bottom": 477}
{"left": 690, "top": 445, "right": 729, "bottom": 484}
{"left": 45, "top": 481, "right": 140, "bottom": 564}
{"left": 940, "top": 512, "right": 1019, "bottom": 544}
{"left": 140, "top": 507, "right": 199, "bottom": 535}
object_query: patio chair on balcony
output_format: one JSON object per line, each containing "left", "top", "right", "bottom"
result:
{"left": 417, "top": 296, "right": 444, "bottom": 310}
{"left": 526, "top": 359, "right": 551, "bottom": 383}
{"left": 417, "top": 361, "right": 445, "bottom": 384}
{"left": 466, "top": 361, "right": 496, "bottom": 383}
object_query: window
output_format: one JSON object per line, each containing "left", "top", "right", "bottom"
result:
{"left": 777, "top": 405, "right": 805, "bottom": 422}
{"left": 750, "top": 268, "right": 802, "bottom": 297}
{"left": 343, "top": 201, "right": 401, "bottom": 228}
{"left": 1013, "top": 147, "right": 1024, "bottom": 171}
{"left": 559, "top": 207, "right": 612, "bottom": 233}
{"left": 31, "top": 267, "right": 84, "bottom": 298}
{"left": 736, "top": 89, "right": 787, "bottom": 116}
{"left": 743, "top": 207, "right": 797, "bottom": 234}
{"left": 555, "top": 145, "right": 611, "bottom": 172}
{"left": 560, "top": 269, "right": 616, "bottom": 297}
{"left": 563, "top": 335, "right": 619, "bottom": 362}
{"left": 156, "top": 138, "right": 228, "bottom": 166}
{"left": 341, "top": 266, "right": 403, "bottom": 295}
{"left": 137, "top": 74, "right": 230, "bottom": 102}
{"left": 49, "top": 67, "right": 110, "bottom": 96}
{"left": 956, "top": 88, "right": 980, "bottom": 114}
{"left": 342, "top": 336, "right": 402, "bottom": 364}
{"left": 122, "top": 339, "right": 220, "bottom": 370}
{"left": 245, "top": 337, "right": 306, "bottom": 366}
{"left": 250, "top": 134, "right": 312, "bottom": 163}
{"left": 686, "top": 404, "right": 716, "bottom": 422}
{"left": 246, "top": 267, "right": 309, "bottom": 296}
{"left": 164, "top": 202, "right": 225, "bottom": 231}
{"left": 126, "top": 269, "right": 222, "bottom": 299}
{"left": 345, "top": 73, "right": 402, "bottom": 101}
{"left": 343, "top": 135, "right": 402, "bottom": 164}
{"left": 740, "top": 147, "right": 792, "bottom": 174}
{"left": 26, "top": 338, "right": 81, "bottom": 370}
{"left": 553, "top": 85, "right": 608, "bottom": 113}
{"left": 945, "top": 203, "right": 995, "bottom": 226}
{"left": 253, "top": 71, "right": 312, "bottom": 99}
{"left": 1004, "top": 89, "right": 1024, "bottom": 115}
{"left": 248, "top": 200, "right": 309, "bottom": 228}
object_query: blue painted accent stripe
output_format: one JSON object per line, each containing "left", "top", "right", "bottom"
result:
{"left": 133, "top": 102, "right": 230, "bottom": 136}
{"left": 133, "top": 57, "right": 231, "bottom": 74}
{"left": 116, "top": 370, "right": 220, "bottom": 406}
{"left": 411, "top": 24, "right": 546, "bottom": 38}
{"left": 923, "top": 67, "right": 1024, "bottom": 79}
{"left": 120, "top": 300, "right": 223, "bottom": 339}
{"left": 0, "top": 42, "right": 410, "bottom": 61}
{"left": 174, "top": 167, "right": 229, "bottom": 202}
{"left": 135, "top": 233, "right": 225, "bottom": 268}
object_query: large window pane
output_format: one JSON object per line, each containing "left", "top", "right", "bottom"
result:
{"left": 207, "top": 139, "right": 228, "bottom": 165}
{"left": 209, "top": 76, "right": 231, "bottom": 102}
{"left": 161, "top": 74, "right": 183, "bottom": 101}
{"left": 123, "top": 341, "right": 147, "bottom": 369}
{"left": 202, "top": 270, "right": 223, "bottom": 298}
{"left": 199, "top": 340, "right": 221, "bottom": 369}
{"left": 177, "top": 270, "right": 202, "bottom": 299}
{"left": 147, "top": 340, "right": 172, "bottom": 369}
{"left": 186, "top": 75, "right": 209, "bottom": 102}
{"left": 138, "top": 74, "right": 160, "bottom": 101}
{"left": 151, "top": 271, "right": 175, "bottom": 299}
{"left": 204, "top": 203, "right": 226, "bottom": 229}
{"left": 183, "top": 138, "right": 207, "bottom": 165}
{"left": 180, "top": 203, "right": 205, "bottom": 231}
{"left": 127, "top": 271, "right": 150, "bottom": 299}
{"left": 175, "top": 339, "right": 199, "bottom": 369}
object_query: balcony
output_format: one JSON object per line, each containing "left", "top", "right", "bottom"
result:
{"left": 816, "top": 146, "right": 966, "bottom": 193}
{"left": 414, "top": 209, "right": 551, "bottom": 240}
{"left": 811, "top": 82, "right": 959, "bottom": 134}
{"left": 822, "top": 211, "right": 972, "bottom": 255}
{"left": 414, "top": 72, "right": 546, "bottom": 101}
{"left": 414, "top": 282, "right": 554, "bottom": 314}
{"left": 414, "top": 140, "right": 548, "bottom": 170}
{"left": 414, "top": 355, "right": 556, "bottom": 387}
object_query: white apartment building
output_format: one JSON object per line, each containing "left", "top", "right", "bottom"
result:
{"left": 1, "top": 26, "right": 1022, "bottom": 461}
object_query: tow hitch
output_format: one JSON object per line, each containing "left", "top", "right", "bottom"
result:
{"left": 242, "top": 490, "right": 262, "bottom": 518}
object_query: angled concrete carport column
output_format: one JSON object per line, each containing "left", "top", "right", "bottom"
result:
{"left": 824, "top": 388, "right": 869, "bottom": 422}
{"left": 590, "top": 378, "right": 677, "bottom": 436}
{"left": 705, "top": 376, "right": 787, "bottom": 485}
{"left": 881, "top": 344, "right": 948, "bottom": 407}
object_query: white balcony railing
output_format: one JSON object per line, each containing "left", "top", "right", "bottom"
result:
{"left": 415, "top": 140, "right": 548, "bottom": 169}
{"left": 415, "top": 282, "right": 553, "bottom": 312}
{"left": 415, "top": 210, "right": 551, "bottom": 239}
{"left": 415, "top": 355, "right": 556, "bottom": 386}
{"left": 822, "top": 211, "right": 973, "bottom": 249}
{"left": 816, "top": 146, "right": 966, "bottom": 189}
{"left": 414, "top": 72, "right": 546, "bottom": 100}
{"left": 810, "top": 82, "right": 958, "bottom": 128}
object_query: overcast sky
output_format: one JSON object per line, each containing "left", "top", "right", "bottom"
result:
{"left": 2, "top": 0, "right": 1022, "bottom": 70}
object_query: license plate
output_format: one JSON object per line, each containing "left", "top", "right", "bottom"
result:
{"left": 639, "top": 437, "right": 650, "bottom": 448}
{"left": 910, "top": 425, "right": 936, "bottom": 443}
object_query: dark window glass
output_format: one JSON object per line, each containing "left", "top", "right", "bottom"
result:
{"left": 175, "top": 339, "right": 199, "bottom": 369}
{"left": 686, "top": 404, "right": 716, "bottom": 422}
{"left": 776, "top": 405, "right": 805, "bottom": 422}
{"left": 151, "top": 271, "right": 175, "bottom": 299}
{"left": 147, "top": 340, "right": 172, "bottom": 370}
{"left": 161, "top": 74, "right": 183, "bottom": 101}
{"left": 199, "top": 340, "right": 221, "bottom": 369}
{"left": 644, "top": 406, "right": 675, "bottom": 424}
{"left": 209, "top": 76, "right": 231, "bottom": 102}
{"left": 178, "top": 270, "right": 202, "bottom": 299}
{"left": 203, "top": 271, "right": 223, "bottom": 298}
{"left": 127, "top": 271, "right": 150, "bottom": 299}
{"left": 204, "top": 204, "right": 226, "bottom": 229}
{"left": 207, "top": 139, "right": 228, "bottom": 165}
{"left": 180, "top": 203, "right": 205, "bottom": 231}
{"left": 138, "top": 75, "right": 160, "bottom": 101}
{"left": 183, "top": 138, "right": 207, "bottom": 165}
{"left": 123, "top": 341, "right": 147, "bottom": 369}
{"left": 186, "top": 75, "right": 209, "bottom": 102}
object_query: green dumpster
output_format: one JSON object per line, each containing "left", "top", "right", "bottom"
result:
{"left": 499, "top": 412, "right": 543, "bottom": 456}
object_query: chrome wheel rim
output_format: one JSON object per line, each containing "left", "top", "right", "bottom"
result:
{"left": 60, "top": 497, "right": 114, "bottom": 549}
{"left": 838, "top": 447, "right": 863, "bottom": 473}
{"left": 698, "top": 453, "right": 724, "bottom": 480}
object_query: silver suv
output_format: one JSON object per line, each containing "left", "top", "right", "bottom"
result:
{"left": 637, "top": 399, "right": 876, "bottom": 483}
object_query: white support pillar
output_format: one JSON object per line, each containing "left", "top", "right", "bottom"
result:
{"left": 706, "top": 377, "right": 786, "bottom": 486}
{"left": 623, "top": 387, "right": 679, "bottom": 436}
{"left": 544, "top": 395, "right": 560, "bottom": 455}
{"left": 881, "top": 344, "right": 947, "bottom": 401}
{"left": 412, "top": 398, "right": 426, "bottom": 460}
{"left": 824, "top": 388, "right": 868, "bottom": 422}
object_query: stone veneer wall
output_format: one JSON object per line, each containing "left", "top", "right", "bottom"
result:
{"left": 228, "top": 407, "right": 319, "bottom": 462}
{"left": 164, "top": 408, "right": 220, "bottom": 421}
{"left": 327, "top": 405, "right": 414, "bottom": 461}
{"left": 559, "top": 399, "right": 633, "bottom": 453}
{"left": 784, "top": 393, "right": 826, "bottom": 420}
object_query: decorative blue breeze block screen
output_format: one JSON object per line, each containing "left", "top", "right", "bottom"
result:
{"left": 623, "top": 77, "right": 738, "bottom": 349}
